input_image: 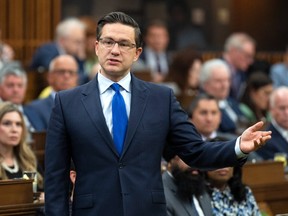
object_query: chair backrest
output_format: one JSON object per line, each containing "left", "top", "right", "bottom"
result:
{"left": 30, "top": 131, "right": 47, "bottom": 170}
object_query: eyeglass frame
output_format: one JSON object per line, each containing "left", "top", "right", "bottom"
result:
{"left": 98, "top": 38, "right": 137, "bottom": 51}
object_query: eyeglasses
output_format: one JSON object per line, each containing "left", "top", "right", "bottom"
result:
{"left": 98, "top": 38, "right": 136, "bottom": 51}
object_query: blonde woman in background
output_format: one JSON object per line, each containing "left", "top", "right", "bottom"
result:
{"left": 0, "top": 102, "right": 43, "bottom": 190}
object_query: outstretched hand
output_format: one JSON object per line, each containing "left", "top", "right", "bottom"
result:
{"left": 240, "top": 121, "right": 272, "bottom": 154}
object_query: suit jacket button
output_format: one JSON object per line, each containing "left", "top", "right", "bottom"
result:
{"left": 118, "top": 162, "right": 125, "bottom": 169}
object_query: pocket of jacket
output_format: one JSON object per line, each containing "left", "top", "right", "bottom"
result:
{"left": 151, "top": 190, "right": 166, "bottom": 204}
{"left": 74, "top": 194, "right": 94, "bottom": 209}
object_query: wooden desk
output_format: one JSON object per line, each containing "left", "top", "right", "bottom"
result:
{"left": 0, "top": 179, "right": 44, "bottom": 215}
{"left": 0, "top": 179, "right": 33, "bottom": 205}
{"left": 250, "top": 182, "right": 288, "bottom": 215}
{"left": 243, "top": 161, "right": 288, "bottom": 215}
{"left": 0, "top": 202, "right": 44, "bottom": 216}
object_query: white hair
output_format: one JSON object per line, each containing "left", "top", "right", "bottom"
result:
{"left": 270, "top": 86, "right": 288, "bottom": 108}
{"left": 199, "top": 59, "right": 230, "bottom": 87}
{"left": 55, "top": 17, "right": 86, "bottom": 40}
{"left": 0, "top": 62, "right": 27, "bottom": 85}
{"left": 224, "top": 32, "right": 255, "bottom": 52}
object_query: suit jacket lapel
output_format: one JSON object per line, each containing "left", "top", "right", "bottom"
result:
{"left": 81, "top": 76, "right": 119, "bottom": 156}
{"left": 163, "top": 172, "right": 194, "bottom": 216}
{"left": 121, "top": 75, "right": 149, "bottom": 157}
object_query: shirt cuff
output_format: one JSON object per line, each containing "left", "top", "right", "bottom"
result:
{"left": 235, "top": 136, "right": 248, "bottom": 158}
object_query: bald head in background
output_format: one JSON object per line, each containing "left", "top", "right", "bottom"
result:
{"left": 48, "top": 55, "right": 78, "bottom": 92}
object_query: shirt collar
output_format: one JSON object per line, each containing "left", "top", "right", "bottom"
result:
{"left": 98, "top": 72, "right": 131, "bottom": 94}
{"left": 272, "top": 118, "right": 288, "bottom": 139}
{"left": 202, "top": 131, "right": 217, "bottom": 141}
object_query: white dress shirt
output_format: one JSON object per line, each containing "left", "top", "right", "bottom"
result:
{"left": 98, "top": 72, "right": 131, "bottom": 136}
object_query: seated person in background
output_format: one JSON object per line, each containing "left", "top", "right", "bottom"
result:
{"left": 162, "top": 152, "right": 213, "bottom": 216}
{"left": 0, "top": 102, "right": 44, "bottom": 190}
{"left": 257, "top": 86, "right": 288, "bottom": 160}
{"left": 187, "top": 93, "right": 237, "bottom": 141}
{"left": 25, "top": 55, "right": 78, "bottom": 131}
{"left": 199, "top": 59, "right": 246, "bottom": 134}
{"left": 240, "top": 71, "right": 273, "bottom": 125}
{"left": 167, "top": 47, "right": 202, "bottom": 96}
{"left": 205, "top": 165, "right": 261, "bottom": 216}
{"left": 0, "top": 62, "right": 35, "bottom": 132}
{"left": 0, "top": 28, "right": 15, "bottom": 68}
{"left": 222, "top": 32, "right": 256, "bottom": 100}
{"left": 187, "top": 94, "right": 262, "bottom": 162}
{"left": 30, "top": 17, "right": 88, "bottom": 84}
{"left": 270, "top": 47, "right": 288, "bottom": 88}
{"left": 134, "top": 20, "right": 170, "bottom": 83}
{"left": 79, "top": 16, "right": 99, "bottom": 80}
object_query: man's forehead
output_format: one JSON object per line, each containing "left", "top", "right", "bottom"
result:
{"left": 101, "top": 23, "right": 135, "bottom": 40}
{"left": 3, "top": 74, "right": 25, "bottom": 82}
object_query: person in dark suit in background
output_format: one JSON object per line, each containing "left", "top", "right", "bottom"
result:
{"left": 199, "top": 59, "right": 246, "bottom": 135}
{"left": 136, "top": 20, "right": 170, "bottom": 83}
{"left": 30, "top": 17, "right": 88, "bottom": 84}
{"left": 257, "top": 86, "right": 288, "bottom": 160}
{"left": 222, "top": 33, "right": 256, "bottom": 100}
{"left": 25, "top": 55, "right": 78, "bottom": 131}
{"left": 44, "top": 12, "right": 271, "bottom": 216}
{"left": 162, "top": 153, "right": 213, "bottom": 216}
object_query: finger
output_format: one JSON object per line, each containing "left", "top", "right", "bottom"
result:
{"left": 261, "top": 131, "right": 272, "bottom": 136}
{"left": 253, "top": 138, "right": 264, "bottom": 149}
{"left": 254, "top": 135, "right": 271, "bottom": 148}
{"left": 260, "top": 134, "right": 272, "bottom": 143}
{"left": 249, "top": 121, "right": 264, "bottom": 132}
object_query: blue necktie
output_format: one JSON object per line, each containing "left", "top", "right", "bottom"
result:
{"left": 111, "top": 83, "right": 128, "bottom": 155}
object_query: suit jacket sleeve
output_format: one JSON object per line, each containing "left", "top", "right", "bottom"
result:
{"left": 166, "top": 90, "right": 242, "bottom": 169}
{"left": 45, "top": 93, "right": 71, "bottom": 216}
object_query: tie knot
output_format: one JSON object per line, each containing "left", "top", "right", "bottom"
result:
{"left": 111, "top": 83, "right": 120, "bottom": 92}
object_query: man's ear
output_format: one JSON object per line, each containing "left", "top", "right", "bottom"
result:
{"left": 133, "top": 47, "right": 143, "bottom": 62}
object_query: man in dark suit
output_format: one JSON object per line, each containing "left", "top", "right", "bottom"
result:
{"left": 135, "top": 20, "right": 170, "bottom": 83}
{"left": 25, "top": 55, "right": 78, "bottom": 131}
{"left": 162, "top": 154, "right": 213, "bottom": 216}
{"left": 222, "top": 33, "right": 256, "bottom": 100}
{"left": 257, "top": 86, "right": 288, "bottom": 160}
{"left": 30, "top": 18, "right": 88, "bottom": 84}
{"left": 44, "top": 12, "right": 271, "bottom": 216}
{"left": 199, "top": 59, "right": 246, "bottom": 134}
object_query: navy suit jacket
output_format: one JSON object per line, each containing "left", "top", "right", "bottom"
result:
{"left": 30, "top": 42, "right": 89, "bottom": 84}
{"left": 45, "top": 74, "right": 243, "bottom": 216}
{"left": 219, "top": 98, "right": 244, "bottom": 134}
{"left": 30, "top": 42, "right": 60, "bottom": 70}
{"left": 24, "top": 95, "right": 54, "bottom": 131}
{"left": 162, "top": 171, "right": 213, "bottom": 216}
{"left": 256, "top": 123, "right": 288, "bottom": 160}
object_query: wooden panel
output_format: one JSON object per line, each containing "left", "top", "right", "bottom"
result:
{"left": 230, "top": 0, "right": 288, "bottom": 50}
{"left": 0, "top": 202, "right": 44, "bottom": 216}
{"left": 250, "top": 182, "right": 288, "bottom": 215}
{"left": 0, "top": 179, "right": 33, "bottom": 205}
{"left": 0, "top": 0, "right": 61, "bottom": 66}
{"left": 242, "top": 161, "right": 288, "bottom": 215}
{"left": 30, "top": 131, "right": 47, "bottom": 170}
{"left": 242, "top": 161, "right": 285, "bottom": 186}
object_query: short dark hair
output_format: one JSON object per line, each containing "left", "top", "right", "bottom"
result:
{"left": 186, "top": 93, "right": 218, "bottom": 118}
{"left": 96, "top": 12, "right": 143, "bottom": 48}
